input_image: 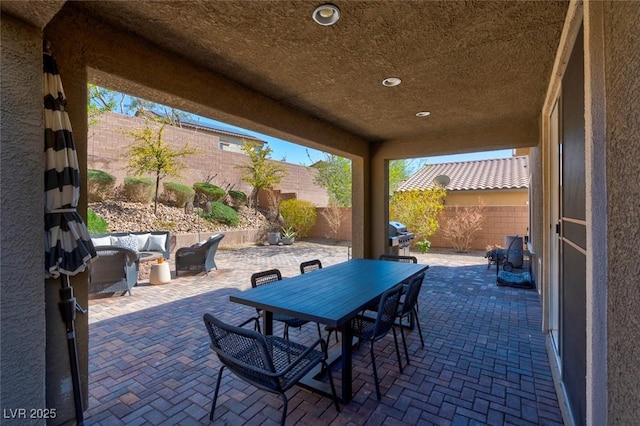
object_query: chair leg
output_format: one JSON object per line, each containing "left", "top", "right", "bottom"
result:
{"left": 392, "top": 328, "right": 403, "bottom": 374}
{"left": 414, "top": 306, "right": 424, "bottom": 348}
{"left": 278, "top": 392, "right": 288, "bottom": 426}
{"left": 399, "top": 318, "right": 410, "bottom": 366}
{"left": 316, "top": 323, "right": 322, "bottom": 339}
{"left": 370, "top": 343, "right": 381, "bottom": 401}
{"left": 210, "top": 366, "right": 225, "bottom": 421}
{"left": 324, "top": 360, "right": 340, "bottom": 412}
{"left": 283, "top": 324, "right": 289, "bottom": 340}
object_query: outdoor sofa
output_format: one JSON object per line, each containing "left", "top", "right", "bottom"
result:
{"left": 90, "top": 231, "right": 172, "bottom": 259}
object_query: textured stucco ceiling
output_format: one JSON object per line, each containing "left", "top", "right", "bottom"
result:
{"left": 11, "top": 0, "right": 569, "bottom": 154}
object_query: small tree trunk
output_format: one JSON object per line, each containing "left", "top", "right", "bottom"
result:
{"left": 154, "top": 174, "right": 161, "bottom": 214}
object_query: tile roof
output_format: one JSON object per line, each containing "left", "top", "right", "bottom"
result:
{"left": 396, "top": 156, "right": 529, "bottom": 192}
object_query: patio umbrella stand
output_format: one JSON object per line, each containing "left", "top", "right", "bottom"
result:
{"left": 44, "top": 41, "right": 96, "bottom": 426}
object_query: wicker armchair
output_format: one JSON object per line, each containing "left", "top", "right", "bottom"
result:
{"left": 89, "top": 246, "right": 139, "bottom": 296}
{"left": 203, "top": 313, "right": 339, "bottom": 425}
{"left": 175, "top": 233, "right": 224, "bottom": 276}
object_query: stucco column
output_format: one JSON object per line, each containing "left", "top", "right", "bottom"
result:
{"left": 0, "top": 16, "right": 48, "bottom": 424}
{"left": 351, "top": 154, "right": 372, "bottom": 259}
{"left": 43, "top": 18, "right": 91, "bottom": 424}
{"left": 601, "top": 1, "right": 640, "bottom": 424}
{"left": 370, "top": 144, "right": 390, "bottom": 259}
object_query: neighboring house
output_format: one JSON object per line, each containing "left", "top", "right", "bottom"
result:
{"left": 396, "top": 155, "right": 529, "bottom": 250}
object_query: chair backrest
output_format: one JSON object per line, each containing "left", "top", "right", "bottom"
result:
{"left": 203, "top": 313, "right": 279, "bottom": 391}
{"left": 399, "top": 273, "right": 425, "bottom": 317}
{"left": 373, "top": 283, "right": 403, "bottom": 339}
{"left": 250, "top": 269, "right": 282, "bottom": 288}
{"left": 300, "top": 259, "right": 322, "bottom": 274}
{"left": 379, "top": 254, "right": 418, "bottom": 263}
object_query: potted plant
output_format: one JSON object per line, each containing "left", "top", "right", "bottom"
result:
{"left": 280, "top": 227, "right": 296, "bottom": 245}
{"left": 267, "top": 231, "right": 280, "bottom": 245}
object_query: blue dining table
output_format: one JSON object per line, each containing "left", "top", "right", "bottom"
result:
{"left": 229, "top": 258, "right": 429, "bottom": 402}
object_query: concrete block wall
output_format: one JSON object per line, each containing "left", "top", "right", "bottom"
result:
{"left": 88, "top": 112, "right": 329, "bottom": 207}
{"left": 429, "top": 205, "right": 529, "bottom": 251}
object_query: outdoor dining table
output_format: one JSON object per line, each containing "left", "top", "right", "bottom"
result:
{"left": 229, "top": 258, "right": 429, "bottom": 403}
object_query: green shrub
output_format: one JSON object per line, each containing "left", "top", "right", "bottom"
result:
{"left": 279, "top": 199, "right": 317, "bottom": 238}
{"left": 123, "top": 176, "right": 154, "bottom": 203}
{"left": 162, "top": 181, "right": 195, "bottom": 207}
{"left": 416, "top": 239, "right": 431, "bottom": 253}
{"left": 87, "top": 169, "right": 116, "bottom": 202}
{"left": 198, "top": 201, "right": 239, "bottom": 226}
{"left": 228, "top": 189, "right": 248, "bottom": 209}
{"left": 194, "top": 182, "right": 225, "bottom": 202}
{"left": 87, "top": 209, "right": 108, "bottom": 234}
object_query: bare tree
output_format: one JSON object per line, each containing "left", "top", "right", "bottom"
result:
{"left": 439, "top": 203, "right": 486, "bottom": 252}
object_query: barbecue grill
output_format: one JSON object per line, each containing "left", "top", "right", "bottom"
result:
{"left": 388, "top": 221, "right": 415, "bottom": 256}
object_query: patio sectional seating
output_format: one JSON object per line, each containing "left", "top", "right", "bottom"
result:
{"left": 175, "top": 233, "right": 225, "bottom": 276}
{"left": 90, "top": 231, "right": 172, "bottom": 259}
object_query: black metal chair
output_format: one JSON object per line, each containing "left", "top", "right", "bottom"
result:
{"left": 378, "top": 254, "right": 418, "bottom": 263}
{"left": 203, "top": 313, "right": 339, "bottom": 426}
{"left": 395, "top": 272, "right": 425, "bottom": 368}
{"left": 300, "top": 259, "right": 322, "bottom": 274}
{"left": 378, "top": 253, "right": 428, "bottom": 312}
{"left": 350, "top": 283, "right": 404, "bottom": 400}
{"left": 250, "top": 269, "right": 321, "bottom": 340}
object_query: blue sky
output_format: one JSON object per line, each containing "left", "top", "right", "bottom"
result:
{"left": 198, "top": 117, "right": 513, "bottom": 167}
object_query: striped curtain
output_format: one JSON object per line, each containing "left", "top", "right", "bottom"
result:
{"left": 44, "top": 51, "right": 96, "bottom": 278}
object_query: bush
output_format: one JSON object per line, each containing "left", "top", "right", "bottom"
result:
{"left": 228, "top": 190, "right": 248, "bottom": 209}
{"left": 279, "top": 199, "right": 317, "bottom": 238}
{"left": 194, "top": 182, "right": 225, "bottom": 202}
{"left": 198, "top": 201, "right": 239, "bottom": 226}
{"left": 87, "top": 209, "right": 108, "bottom": 234}
{"left": 87, "top": 169, "right": 116, "bottom": 202}
{"left": 162, "top": 181, "right": 195, "bottom": 207}
{"left": 440, "top": 204, "right": 485, "bottom": 253}
{"left": 416, "top": 239, "right": 431, "bottom": 253}
{"left": 123, "top": 176, "right": 154, "bottom": 203}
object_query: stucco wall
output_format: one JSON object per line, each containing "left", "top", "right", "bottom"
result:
{"left": 89, "top": 112, "right": 330, "bottom": 207}
{"left": 0, "top": 16, "right": 47, "bottom": 423}
{"left": 604, "top": 2, "right": 640, "bottom": 424}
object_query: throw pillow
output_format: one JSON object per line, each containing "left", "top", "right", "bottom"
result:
{"left": 91, "top": 236, "right": 112, "bottom": 247}
{"left": 131, "top": 233, "right": 151, "bottom": 251}
{"left": 147, "top": 234, "right": 167, "bottom": 252}
{"left": 113, "top": 235, "right": 139, "bottom": 252}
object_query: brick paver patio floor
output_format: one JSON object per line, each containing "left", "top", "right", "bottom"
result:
{"left": 85, "top": 240, "right": 563, "bottom": 425}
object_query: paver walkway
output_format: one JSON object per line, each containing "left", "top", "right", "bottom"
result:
{"left": 85, "top": 240, "right": 563, "bottom": 425}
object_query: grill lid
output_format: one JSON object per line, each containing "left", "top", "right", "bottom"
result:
{"left": 389, "top": 221, "right": 408, "bottom": 236}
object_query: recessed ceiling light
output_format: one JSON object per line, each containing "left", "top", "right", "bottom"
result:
{"left": 416, "top": 111, "right": 431, "bottom": 117}
{"left": 312, "top": 4, "right": 340, "bottom": 26}
{"left": 382, "top": 77, "right": 402, "bottom": 87}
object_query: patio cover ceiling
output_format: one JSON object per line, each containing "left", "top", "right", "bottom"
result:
{"left": 6, "top": 0, "right": 569, "bottom": 158}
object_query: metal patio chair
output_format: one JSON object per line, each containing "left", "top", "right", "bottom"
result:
{"left": 300, "top": 259, "right": 322, "bottom": 274}
{"left": 251, "top": 269, "right": 321, "bottom": 340}
{"left": 350, "top": 283, "right": 404, "bottom": 400}
{"left": 395, "top": 272, "right": 425, "bottom": 368}
{"left": 203, "top": 313, "right": 339, "bottom": 426}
